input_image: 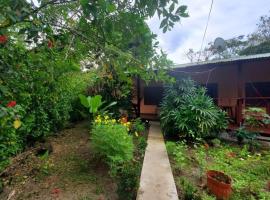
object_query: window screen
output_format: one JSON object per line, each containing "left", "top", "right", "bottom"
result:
{"left": 245, "top": 82, "right": 270, "bottom": 106}
{"left": 205, "top": 83, "right": 218, "bottom": 99}
{"left": 144, "top": 86, "right": 164, "bottom": 105}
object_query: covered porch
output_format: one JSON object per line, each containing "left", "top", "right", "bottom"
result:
{"left": 133, "top": 53, "right": 270, "bottom": 135}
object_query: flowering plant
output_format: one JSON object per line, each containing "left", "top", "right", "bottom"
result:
{"left": 91, "top": 117, "right": 134, "bottom": 174}
{"left": 0, "top": 35, "right": 8, "bottom": 44}
{"left": 94, "top": 115, "right": 132, "bottom": 132}
{"left": 0, "top": 101, "right": 24, "bottom": 171}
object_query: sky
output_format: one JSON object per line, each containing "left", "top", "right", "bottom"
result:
{"left": 147, "top": 0, "right": 270, "bottom": 64}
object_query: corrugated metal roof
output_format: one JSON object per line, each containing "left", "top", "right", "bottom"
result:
{"left": 172, "top": 52, "right": 270, "bottom": 69}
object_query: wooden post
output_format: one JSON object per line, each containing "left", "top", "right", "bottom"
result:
{"left": 236, "top": 63, "right": 244, "bottom": 125}
{"left": 267, "top": 100, "right": 270, "bottom": 115}
{"left": 236, "top": 98, "right": 244, "bottom": 125}
{"left": 136, "top": 76, "right": 141, "bottom": 117}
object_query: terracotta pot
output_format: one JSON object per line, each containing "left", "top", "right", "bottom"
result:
{"left": 267, "top": 181, "right": 270, "bottom": 191}
{"left": 207, "top": 170, "right": 232, "bottom": 199}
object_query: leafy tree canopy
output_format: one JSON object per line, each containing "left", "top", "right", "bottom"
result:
{"left": 0, "top": 0, "right": 189, "bottom": 82}
{"left": 186, "top": 11, "right": 270, "bottom": 62}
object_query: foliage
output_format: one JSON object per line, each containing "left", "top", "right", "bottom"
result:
{"left": 195, "top": 146, "right": 207, "bottom": 178}
{"left": 169, "top": 140, "right": 270, "bottom": 199}
{"left": 240, "top": 40, "right": 270, "bottom": 55}
{"left": 179, "top": 177, "right": 200, "bottom": 200}
{"left": 116, "top": 118, "right": 147, "bottom": 200}
{"left": 79, "top": 94, "right": 117, "bottom": 116}
{"left": 91, "top": 120, "right": 134, "bottom": 173}
{"left": 235, "top": 126, "right": 257, "bottom": 144}
{"left": 160, "top": 79, "right": 228, "bottom": 141}
{"left": 244, "top": 107, "right": 270, "bottom": 128}
{"left": 0, "top": 65, "right": 95, "bottom": 170}
{"left": 186, "top": 11, "right": 270, "bottom": 62}
{"left": 0, "top": 0, "right": 188, "bottom": 173}
{"left": 211, "top": 138, "right": 221, "bottom": 147}
{"left": 131, "top": 118, "right": 146, "bottom": 135}
{"left": 0, "top": 103, "right": 24, "bottom": 171}
{"left": 166, "top": 141, "right": 189, "bottom": 169}
{"left": 116, "top": 160, "right": 141, "bottom": 200}
{"left": 90, "top": 115, "right": 147, "bottom": 200}
{"left": 236, "top": 107, "right": 270, "bottom": 145}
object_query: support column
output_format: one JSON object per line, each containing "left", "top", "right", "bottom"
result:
{"left": 136, "top": 76, "right": 141, "bottom": 117}
{"left": 237, "top": 63, "right": 244, "bottom": 125}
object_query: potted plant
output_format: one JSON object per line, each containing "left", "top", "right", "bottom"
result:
{"left": 207, "top": 170, "right": 232, "bottom": 199}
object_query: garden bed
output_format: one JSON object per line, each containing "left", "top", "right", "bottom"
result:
{"left": 0, "top": 121, "right": 148, "bottom": 200}
{"left": 166, "top": 140, "right": 270, "bottom": 200}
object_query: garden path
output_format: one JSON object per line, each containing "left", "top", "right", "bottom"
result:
{"left": 137, "top": 121, "right": 178, "bottom": 200}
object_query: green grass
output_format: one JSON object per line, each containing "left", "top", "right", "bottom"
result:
{"left": 166, "top": 141, "right": 270, "bottom": 200}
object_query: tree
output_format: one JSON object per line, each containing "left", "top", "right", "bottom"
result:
{"left": 0, "top": 0, "right": 189, "bottom": 80}
{"left": 186, "top": 11, "right": 270, "bottom": 62}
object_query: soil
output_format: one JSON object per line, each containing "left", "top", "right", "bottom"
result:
{"left": 210, "top": 173, "right": 231, "bottom": 184}
{"left": 0, "top": 121, "right": 117, "bottom": 200}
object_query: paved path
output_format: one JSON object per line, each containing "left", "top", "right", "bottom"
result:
{"left": 137, "top": 121, "right": 178, "bottom": 200}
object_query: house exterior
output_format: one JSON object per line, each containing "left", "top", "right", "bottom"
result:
{"left": 134, "top": 53, "right": 270, "bottom": 134}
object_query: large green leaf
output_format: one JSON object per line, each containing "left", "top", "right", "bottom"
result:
{"left": 89, "top": 95, "right": 103, "bottom": 114}
{"left": 79, "top": 94, "right": 89, "bottom": 108}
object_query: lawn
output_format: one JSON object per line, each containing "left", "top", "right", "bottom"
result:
{"left": 166, "top": 140, "right": 270, "bottom": 200}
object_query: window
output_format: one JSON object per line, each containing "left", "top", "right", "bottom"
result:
{"left": 144, "top": 86, "right": 164, "bottom": 105}
{"left": 245, "top": 82, "right": 270, "bottom": 106}
{"left": 204, "top": 83, "right": 218, "bottom": 99}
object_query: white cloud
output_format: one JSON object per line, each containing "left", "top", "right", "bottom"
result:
{"left": 147, "top": 0, "right": 270, "bottom": 64}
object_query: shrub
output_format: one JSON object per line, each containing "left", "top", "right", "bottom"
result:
{"left": 91, "top": 122, "right": 134, "bottom": 172}
{"left": 179, "top": 177, "right": 200, "bottom": 200}
{"left": 0, "top": 42, "right": 96, "bottom": 171}
{"left": 166, "top": 141, "right": 189, "bottom": 169}
{"left": 116, "top": 161, "right": 140, "bottom": 200}
{"left": 0, "top": 103, "right": 25, "bottom": 171}
{"left": 131, "top": 118, "right": 146, "bottom": 135}
{"left": 244, "top": 107, "right": 270, "bottom": 128}
{"left": 160, "top": 79, "right": 228, "bottom": 141}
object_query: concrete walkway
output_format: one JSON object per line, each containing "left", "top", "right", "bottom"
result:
{"left": 137, "top": 121, "right": 178, "bottom": 200}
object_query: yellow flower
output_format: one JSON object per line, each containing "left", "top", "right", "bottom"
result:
{"left": 104, "top": 115, "right": 109, "bottom": 120}
{"left": 135, "top": 132, "right": 139, "bottom": 137}
{"left": 13, "top": 119, "right": 22, "bottom": 129}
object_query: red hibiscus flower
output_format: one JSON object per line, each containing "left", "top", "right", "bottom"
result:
{"left": 48, "top": 40, "right": 54, "bottom": 48}
{"left": 0, "top": 35, "right": 8, "bottom": 44}
{"left": 7, "top": 101, "right": 16, "bottom": 108}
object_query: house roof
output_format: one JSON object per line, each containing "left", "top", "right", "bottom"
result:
{"left": 172, "top": 52, "right": 270, "bottom": 69}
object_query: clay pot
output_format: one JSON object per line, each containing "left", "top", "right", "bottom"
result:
{"left": 207, "top": 170, "right": 232, "bottom": 199}
{"left": 267, "top": 181, "right": 270, "bottom": 191}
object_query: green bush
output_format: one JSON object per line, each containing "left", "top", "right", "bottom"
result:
{"left": 0, "top": 103, "right": 25, "bottom": 171}
{"left": 131, "top": 118, "right": 146, "bottom": 134}
{"left": 179, "top": 177, "right": 200, "bottom": 200}
{"left": 116, "top": 161, "right": 140, "bottom": 200}
{"left": 0, "top": 41, "right": 97, "bottom": 171}
{"left": 160, "top": 79, "right": 228, "bottom": 141}
{"left": 91, "top": 123, "right": 134, "bottom": 171}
